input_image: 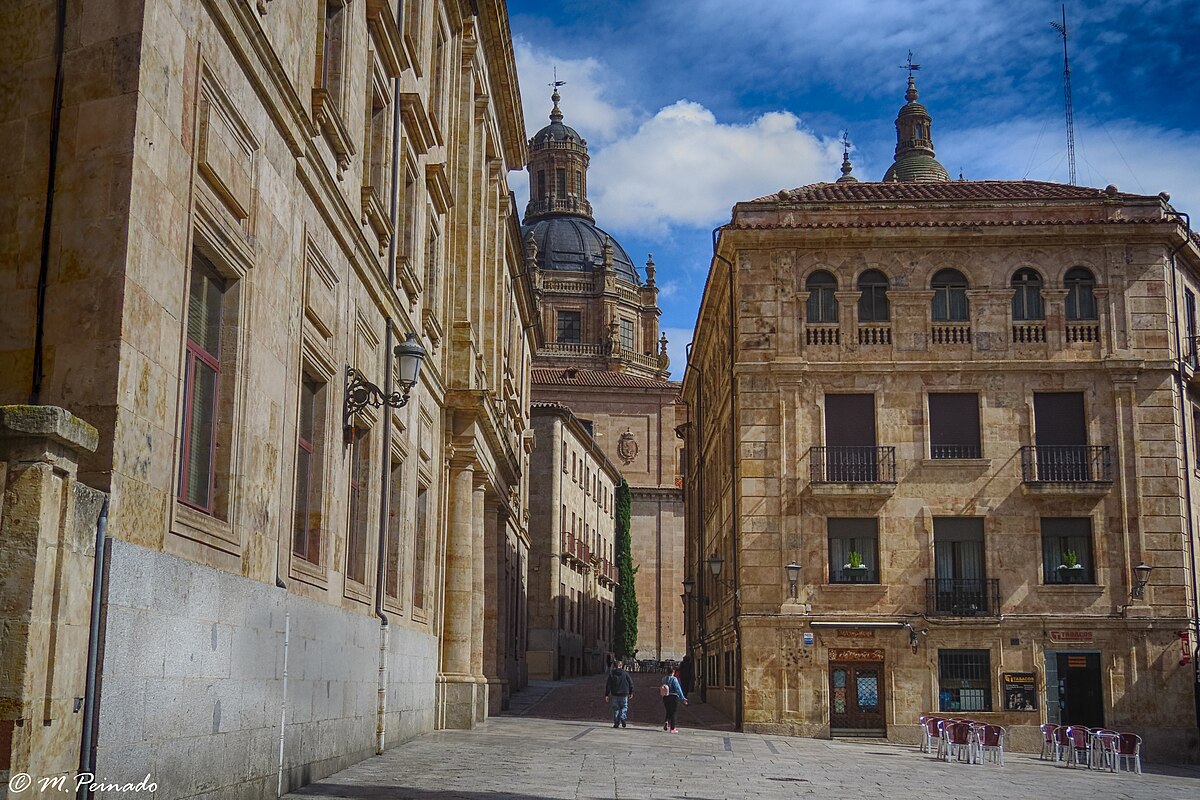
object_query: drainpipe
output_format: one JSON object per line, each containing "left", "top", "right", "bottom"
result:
{"left": 374, "top": 322, "right": 394, "bottom": 755}
{"left": 1164, "top": 208, "right": 1200, "bottom": 733}
{"left": 684, "top": 343, "right": 707, "bottom": 704}
{"left": 31, "top": 0, "right": 68, "bottom": 404}
{"left": 276, "top": 611, "right": 289, "bottom": 796}
{"left": 711, "top": 225, "right": 742, "bottom": 731}
{"left": 77, "top": 497, "right": 108, "bottom": 800}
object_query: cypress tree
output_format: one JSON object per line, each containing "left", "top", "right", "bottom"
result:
{"left": 612, "top": 479, "right": 638, "bottom": 658}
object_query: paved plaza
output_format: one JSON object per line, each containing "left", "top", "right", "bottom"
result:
{"left": 288, "top": 674, "right": 1200, "bottom": 800}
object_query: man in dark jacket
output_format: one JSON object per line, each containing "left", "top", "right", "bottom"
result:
{"left": 603, "top": 660, "right": 635, "bottom": 728}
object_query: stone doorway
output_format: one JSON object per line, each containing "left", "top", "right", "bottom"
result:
{"left": 830, "top": 661, "right": 886, "bottom": 736}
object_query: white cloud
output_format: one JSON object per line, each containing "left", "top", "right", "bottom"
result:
{"left": 590, "top": 101, "right": 841, "bottom": 235}
{"left": 513, "top": 38, "right": 634, "bottom": 146}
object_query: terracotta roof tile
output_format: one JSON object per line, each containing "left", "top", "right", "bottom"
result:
{"left": 532, "top": 367, "right": 675, "bottom": 389}
{"left": 753, "top": 180, "right": 1145, "bottom": 204}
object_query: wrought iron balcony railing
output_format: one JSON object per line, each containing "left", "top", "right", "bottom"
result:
{"left": 810, "top": 446, "right": 896, "bottom": 484}
{"left": 1020, "top": 445, "right": 1112, "bottom": 482}
{"left": 925, "top": 577, "right": 999, "bottom": 617}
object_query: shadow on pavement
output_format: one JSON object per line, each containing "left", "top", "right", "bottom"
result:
{"left": 504, "top": 671, "right": 734, "bottom": 731}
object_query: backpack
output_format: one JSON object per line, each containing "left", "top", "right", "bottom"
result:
{"left": 659, "top": 678, "right": 671, "bottom": 697}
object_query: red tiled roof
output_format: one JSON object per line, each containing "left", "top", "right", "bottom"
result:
{"left": 751, "top": 180, "right": 1149, "bottom": 204}
{"left": 729, "top": 217, "right": 1163, "bottom": 231}
{"left": 532, "top": 367, "right": 676, "bottom": 389}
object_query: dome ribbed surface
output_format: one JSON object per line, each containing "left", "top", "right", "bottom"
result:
{"left": 883, "top": 155, "right": 951, "bottom": 183}
{"left": 531, "top": 120, "right": 584, "bottom": 146}
{"left": 523, "top": 217, "right": 639, "bottom": 283}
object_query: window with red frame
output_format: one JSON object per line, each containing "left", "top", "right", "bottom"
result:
{"left": 179, "top": 254, "right": 225, "bottom": 512}
{"left": 346, "top": 427, "right": 371, "bottom": 584}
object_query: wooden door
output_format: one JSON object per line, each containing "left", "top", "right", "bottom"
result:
{"left": 830, "top": 661, "right": 886, "bottom": 735}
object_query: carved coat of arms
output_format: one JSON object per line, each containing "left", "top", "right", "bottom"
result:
{"left": 617, "top": 430, "right": 638, "bottom": 464}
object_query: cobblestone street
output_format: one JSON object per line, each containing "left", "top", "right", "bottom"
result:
{"left": 287, "top": 673, "right": 1200, "bottom": 800}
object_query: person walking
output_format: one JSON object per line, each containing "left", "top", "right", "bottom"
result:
{"left": 604, "top": 660, "right": 635, "bottom": 728}
{"left": 660, "top": 669, "right": 688, "bottom": 732}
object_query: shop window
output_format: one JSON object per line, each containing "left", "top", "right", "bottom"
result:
{"left": 938, "top": 649, "right": 992, "bottom": 712}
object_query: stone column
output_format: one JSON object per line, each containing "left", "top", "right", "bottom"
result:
{"left": 436, "top": 457, "right": 477, "bottom": 729}
{"left": 470, "top": 479, "right": 488, "bottom": 723}
{"left": 0, "top": 406, "right": 101, "bottom": 785}
{"left": 483, "top": 501, "right": 507, "bottom": 715}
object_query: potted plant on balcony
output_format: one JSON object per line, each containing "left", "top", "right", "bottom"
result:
{"left": 842, "top": 551, "right": 869, "bottom": 582}
{"left": 1056, "top": 550, "right": 1085, "bottom": 583}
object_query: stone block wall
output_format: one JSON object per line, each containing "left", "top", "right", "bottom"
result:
{"left": 93, "top": 539, "right": 437, "bottom": 798}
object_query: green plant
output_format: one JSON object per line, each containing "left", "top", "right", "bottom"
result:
{"left": 612, "top": 479, "right": 639, "bottom": 658}
{"left": 1060, "top": 550, "right": 1080, "bottom": 568}
{"left": 846, "top": 551, "right": 865, "bottom": 569}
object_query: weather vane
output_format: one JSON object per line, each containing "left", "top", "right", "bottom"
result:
{"left": 899, "top": 50, "right": 921, "bottom": 77}
{"left": 841, "top": 130, "right": 852, "bottom": 154}
{"left": 549, "top": 66, "right": 565, "bottom": 92}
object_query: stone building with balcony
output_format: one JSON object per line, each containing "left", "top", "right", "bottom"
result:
{"left": 679, "top": 73, "right": 1200, "bottom": 762}
{"left": 526, "top": 402, "right": 620, "bottom": 678}
{"left": 522, "top": 89, "right": 687, "bottom": 662}
{"left": 1, "top": 0, "right": 537, "bottom": 793}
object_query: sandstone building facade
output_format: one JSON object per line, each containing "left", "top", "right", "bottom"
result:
{"left": 522, "top": 89, "right": 686, "bottom": 663}
{"left": 680, "top": 76, "right": 1200, "bottom": 762}
{"left": 2, "top": 0, "right": 537, "bottom": 794}
{"left": 526, "top": 402, "right": 620, "bottom": 679}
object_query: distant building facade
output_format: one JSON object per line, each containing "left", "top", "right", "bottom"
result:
{"left": 1, "top": 0, "right": 537, "bottom": 794}
{"left": 681, "top": 75, "right": 1200, "bottom": 762}
{"left": 522, "top": 90, "right": 686, "bottom": 662}
{"left": 527, "top": 403, "right": 620, "bottom": 678}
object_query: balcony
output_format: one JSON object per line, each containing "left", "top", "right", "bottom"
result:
{"left": 809, "top": 446, "right": 897, "bottom": 496}
{"left": 1020, "top": 445, "right": 1112, "bottom": 496}
{"left": 925, "top": 578, "right": 1000, "bottom": 617}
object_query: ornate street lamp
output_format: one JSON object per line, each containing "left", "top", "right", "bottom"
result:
{"left": 343, "top": 333, "right": 427, "bottom": 442}
{"left": 785, "top": 561, "right": 801, "bottom": 599}
{"left": 1132, "top": 561, "right": 1153, "bottom": 599}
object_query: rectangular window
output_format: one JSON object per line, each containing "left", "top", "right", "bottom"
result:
{"left": 424, "top": 219, "right": 441, "bottom": 312}
{"left": 619, "top": 318, "right": 634, "bottom": 352}
{"left": 537, "top": 170, "right": 546, "bottom": 200}
{"left": 556, "top": 168, "right": 566, "bottom": 196}
{"left": 319, "top": 0, "right": 347, "bottom": 105}
{"left": 412, "top": 484, "right": 429, "bottom": 609}
{"left": 346, "top": 428, "right": 371, "bottom": 584}
{"left": 292, "top": 375, "right": 326, "bottom": 563}
{"left": 938, "top": 650, "right": 992, "bottom": 712}
{"left": 1194, "top": 406, "right": 1200, "bottom": 472}
{"left": 179, "top": 253, "right": 225, "bottom": 512}
{"left": 725, "top": 651, "right": 735, "bottom": 687}
{"left": 557, "top": 310, "right": 581, "bottom": 343}
{"left": 928, "top": 392, "right": 981, "bottom": 459}
{"left": 1041, "top": 517, "right": 1094, "bottom": 584}
{"left": 430, "top": 26, "right": 447, "bottom": 122}
{"left": 366, "top": 84, "right": 388, "bottom": 196}
{"left": 828, "top": 518, "right": 879, "bottom": 583}
{"left": 385, "top": 460, "right": 404, "bottom": 600}
{"left": 559, "top": 583, "right": 566, "bottom": 630}
{"left": 823, "top": 393, "right": 877, "bottom": 481}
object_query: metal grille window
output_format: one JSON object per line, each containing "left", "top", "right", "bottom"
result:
{"left": 1011, "top": 268, "right": 1045, "bottom": 321}
{"left": 620, "top": 318, "right": 634, "bottom": 352}
{"left": 1041, "top": 517, "right": 1094, "bottom": 584}
{"left": 828, "top": 518, "right": 879, "bottom": 583}
{"left": 857, "top": 269, "right": 890, "bottom": 322}
{"left": 179, "top": 254, "right": 225, "bottom": 512}
{"left": 938, "top": 649, "right": 992, "bottom": 712}
{"left": 557, "top": 310, "right": 581, "bottom": 343}
{"left": 928, "top": 393, "right": 981, "bottom": 459}
{"left": 805, "top": 270, "right": 839, "bottom": 323}
{"left": 931, "top": 268, "right": 970, "bottom": 321}
{"left": 1064, "top": 267, "right": 1097, "bottom": 320}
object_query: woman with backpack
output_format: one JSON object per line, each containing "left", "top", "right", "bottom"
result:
{"left": 659, "top": 669, "right": 688, "bottom": 732}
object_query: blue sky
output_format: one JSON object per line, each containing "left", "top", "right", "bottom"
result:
{"left": 505, "top": 0, "right": 1200, "bottom": 373}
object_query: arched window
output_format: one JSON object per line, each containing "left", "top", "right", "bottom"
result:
{"left": 1064, "top": 267, "right": 1097, "bottom": 320}
{"left": 806, "top": 270, "right": 838, "bottom": 323}
{"left": 931, "top": 268, "right": 969, "bottom": 321}
{"left": 1011, "top": 268, "right": 1044, "bottom": 321}
{"left": 857, "top": 270, "right": 890, "bottom": 322}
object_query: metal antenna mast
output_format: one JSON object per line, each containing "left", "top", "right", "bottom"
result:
{"left": 1050, "top": 4, "right": 1077, "bottom": 185}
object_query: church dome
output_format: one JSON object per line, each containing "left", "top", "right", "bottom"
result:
{"left": 522, "top": 217, "right": 640, "bottom": 284}
{"left": 531, "top": 119, "right": 584, "bottom": 146}
{"left": 883, "top": 72, "right": 950, "bottom": 183}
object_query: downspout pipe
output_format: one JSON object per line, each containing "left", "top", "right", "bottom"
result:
{"left": 77, "top": 496, "right": 108, "bottom": 800}
{"left": 1164, "top": 208, "right": 1200, "bottom": 733}
{"left": 32, "top": 0, "right": 69, "bottom": 403}
{"left": 684, "top": 343, "right": 706, "bottom": 704}
{"left": 711, "top": 225, "right": 742, "bottom": 731}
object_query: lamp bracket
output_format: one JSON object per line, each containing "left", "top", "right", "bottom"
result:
{"left": 344, "top": 366, "right": 411, "bottom": 442}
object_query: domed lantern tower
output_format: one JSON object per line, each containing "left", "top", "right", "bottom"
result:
{"left": 523, "top": 88, "right": 668, "bottom": 379}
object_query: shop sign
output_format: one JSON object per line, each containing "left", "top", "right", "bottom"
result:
{"left": 1002, "top": 672, "right": 1038, "bottom": 712}
{"left": 828, "top": 648, "right": 885, "bottom": 662}
{"left": 1049, "top": 629, "right": 1093, "bottom": 644}
{"left": 802, "top": 632, "right": 814, "bottom": 647}
{"left": 837, "top": 629, "right": 876, "bottom": 639}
